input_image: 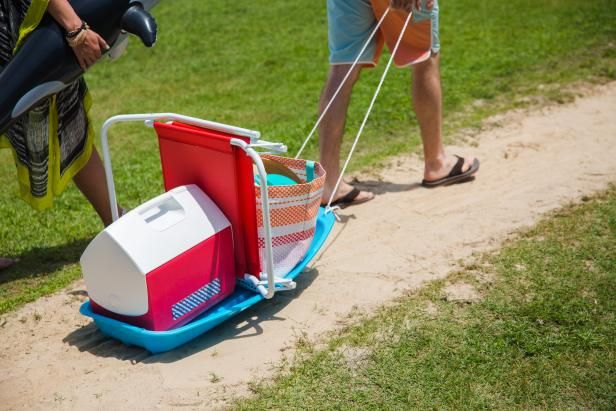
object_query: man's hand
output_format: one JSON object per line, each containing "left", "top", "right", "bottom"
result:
{"left": 390, "top": 0, "right": 434, "bottom": 12}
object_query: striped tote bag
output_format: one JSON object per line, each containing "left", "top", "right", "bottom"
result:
{"left": 255, "top": 154, "right": 325, "bottom": 277}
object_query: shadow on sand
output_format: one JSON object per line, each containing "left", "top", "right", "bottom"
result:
{"left": 61, "top": 179, "right": 421, "bottom": 363}
{"left": 61, "top": 180, "right": 419, "bottom": 363}
{"left": 352, "top": 179, "right": 422, "bottom": 196}
{"left": 63, "top": 267, "right": 322, "bottom": 364}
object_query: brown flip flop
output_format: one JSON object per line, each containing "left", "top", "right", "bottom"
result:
{"left": 324, "top": 187, "right": 374, "bottom": 209}
{"left": 422, "top": 156, "right": 480, "bottom": 188}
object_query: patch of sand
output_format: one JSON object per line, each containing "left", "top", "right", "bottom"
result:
{"left": 442, "top": 282, "right": 481, "bottom": 303}
{"left": 1, "top": 83, "right": 615, "bottom": 410}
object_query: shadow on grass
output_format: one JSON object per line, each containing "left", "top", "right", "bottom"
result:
{"left": 62, "top": 267, "right": 321, "bottom": 363}
{"left": 0, "top": 238, "right": 91, "bottom": 286}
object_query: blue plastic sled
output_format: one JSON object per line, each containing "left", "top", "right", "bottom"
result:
{"left": 80, "top": 207, "right": 335, "bottom": 354}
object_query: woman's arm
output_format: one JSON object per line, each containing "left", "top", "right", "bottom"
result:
{"left": 47, "top": 0, "right": 109, "bottom": 70}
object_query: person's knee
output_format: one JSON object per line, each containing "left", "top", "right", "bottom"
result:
{"left": 413, "top": 54, "right": 440, "bottom": 78}
{"left": 329, "top": 65, "right": 362, "bottom": 89}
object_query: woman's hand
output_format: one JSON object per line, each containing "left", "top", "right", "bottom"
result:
{"left": 47, "top": 0, "right": 109, "bottom": 70}
{"left": 71, "top": 29, "right": 109, "bottom": 70}
{"left": 390, "top": 0, "right": 434, "bottom": 12}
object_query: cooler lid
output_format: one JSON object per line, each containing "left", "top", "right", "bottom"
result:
{"left": 105, "top": 185, "right": 231, "bottom": 275}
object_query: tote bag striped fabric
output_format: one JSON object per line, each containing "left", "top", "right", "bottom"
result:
{"left": 255, "top": 154, "right": 326, "bottom": 277}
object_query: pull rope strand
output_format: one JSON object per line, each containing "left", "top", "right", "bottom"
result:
{"left": 326, "top": 10, "right": 414, "bottom": 211}
{"left": 295, "top": 7, "right": 391, "bottom": 159}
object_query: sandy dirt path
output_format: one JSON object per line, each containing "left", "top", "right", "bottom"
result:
{"left": 1, "top": 83, "right": 615, "bottom": 410}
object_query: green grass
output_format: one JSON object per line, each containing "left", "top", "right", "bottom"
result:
{"left": 1, "top": 0, "right": 615, "bottom": 313}
{"left": 235, "top": 186, "right": 616, "bottom": 410}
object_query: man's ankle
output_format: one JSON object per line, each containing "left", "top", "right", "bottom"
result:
{"left": 424, "top": 153, "right": 448, "bottom": 172}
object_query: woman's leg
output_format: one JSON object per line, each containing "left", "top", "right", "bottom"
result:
{"left": 73, "top": 148, "right": 120, "bottom": 227}
{"left": 3, "top": 150, "right": 118, "bottom": 271}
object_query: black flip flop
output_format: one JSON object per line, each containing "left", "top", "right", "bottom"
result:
{"left": 421, "top": 156, "right": 480, "bottom": 188}
{"left": 325, "top": 187, "right": 373, "bottom": 209}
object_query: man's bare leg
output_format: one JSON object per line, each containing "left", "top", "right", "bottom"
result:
{"left": 73, "top": 149, "right": 121, "bottom": 227}
{"left": 412, "top": 54, "right": 477, "bottom": 181}
{"left": 319, "top": 64, "right": 375, "bottom": 205}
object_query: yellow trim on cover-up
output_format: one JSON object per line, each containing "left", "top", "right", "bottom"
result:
{"left": 0, "top": 92, "right": 95, "bottom": 211}
{"left": 1, "top": 0, "right": 95, "bottom": 210}
{"left": 14, "top": 0, "right": 50, "bottom": 52}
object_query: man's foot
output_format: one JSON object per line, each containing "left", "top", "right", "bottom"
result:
{"left": 422, "top": 154, "right": 479, "bottom": 188}
{"left": 0, "top": 257, "right": 17, "bottom": 271}
{"left": 322, "top": 183, "right": 375, "bottom": 209}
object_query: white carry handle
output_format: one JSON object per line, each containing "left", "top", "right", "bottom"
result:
{"left": 229, "top": 138, "right": 277, "bottom": 299}
{"left": 100, "top": 113, "right": 284, "bottom": 223}
{"left": 138, "top": 192, "right": 186, "bottom": 231}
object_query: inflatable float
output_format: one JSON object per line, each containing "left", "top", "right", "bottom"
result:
{"left": 0, "top": 0, "right": 160, "bottom": 135}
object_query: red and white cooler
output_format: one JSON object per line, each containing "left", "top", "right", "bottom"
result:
{"left": 80, "top": 184, "right": 235, "bottom": 331}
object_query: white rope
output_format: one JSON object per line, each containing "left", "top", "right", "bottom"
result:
{"left": 326, "top": 10, "right": 414, "bottom": 212}
{"left": 294, "top": 7, "right": 391, "bottom": 159}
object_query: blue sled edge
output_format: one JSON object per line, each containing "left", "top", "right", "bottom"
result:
{"left": 79, "top": 207, "right": 336, "bottom": 354}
